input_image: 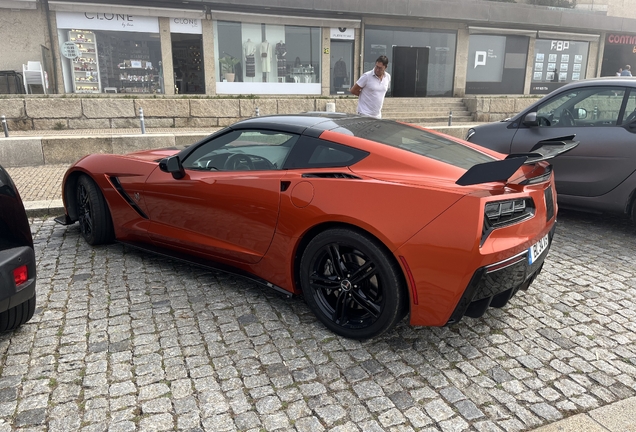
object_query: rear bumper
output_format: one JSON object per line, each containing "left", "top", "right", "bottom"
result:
{"left": 446, "top": 224, "right": 555, "bottom": 324}
{"left": 0, "top": 246, "right": 37, "bottom": 313}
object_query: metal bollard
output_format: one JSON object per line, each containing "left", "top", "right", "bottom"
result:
{"left": 139, "top": 107, "right": 146, "bottom": 134}
{"left": 255, "top": 106, "right": 260, "bottom": 117}
{"left": 2, "top": 115, "right": 8, "bottom": 138}
{"left": 448, "top": 109, "right": 453, "bottom": 126}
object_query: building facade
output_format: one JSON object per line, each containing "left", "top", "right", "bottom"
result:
{"left": 2, "top": 0, "right": 636, "bottom": 98}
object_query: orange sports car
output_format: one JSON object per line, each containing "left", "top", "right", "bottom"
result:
{"left": 56, "top": 114, "right": 576, "bottom": 339}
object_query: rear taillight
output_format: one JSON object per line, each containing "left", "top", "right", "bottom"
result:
{"left": 13, "top": 265, "right": 28, "bottom": 286}
{"left": 484, "top": 198, "right": 534, "bottom": 228}
{"left": 481, "top": 198, "right": 535, "bottom": 246}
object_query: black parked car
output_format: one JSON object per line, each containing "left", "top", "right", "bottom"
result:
{"left": 466, "top": 77, "right": 636, "bottom": 222}
{"left": 0, "top": 164, "right": 36, "bottom": 331}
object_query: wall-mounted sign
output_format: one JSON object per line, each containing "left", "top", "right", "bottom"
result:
{"left": 331, "top": 27, "right": 354, "bottom": 40}
{"left": 170, "top": 17, "right": 202, "bottom": 34}
{"left": 61, "top": 41, "right": 79, "bottom": 59}
{"left": 606, "top": 34, "right": 636, "bottom": 45}
{"left": 466, "top": 35, "right": 505, "bottom": 82}
{"left": 56, "top": 11, "right": 159, "bottom": 33}
{"left": 530, "top": 39, "right": 589, "bottom": 94}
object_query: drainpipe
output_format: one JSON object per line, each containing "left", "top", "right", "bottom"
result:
{"left": 43, "top": 0, "right": 59, "bottom": 93}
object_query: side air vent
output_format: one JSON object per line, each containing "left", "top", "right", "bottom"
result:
{"left": 302, "top": 173, "right": 361, "bottom": 179}
{"left": 109, "top": 176, "right": 149, "bottom": 219}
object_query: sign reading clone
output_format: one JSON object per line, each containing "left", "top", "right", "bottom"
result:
{"left": 55, "top": 11, "right": 159, "bottom": 33}
{"left": 170, "top": 18, "right": 202, "bottom": 34}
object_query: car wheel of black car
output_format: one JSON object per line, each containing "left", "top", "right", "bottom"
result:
{"left": 0, "top": 294, "right": 36, "bottom": 332}
{"left": 300, "top": 228, "right": 407, "bottom": 340}
{"left": 76, "top": 175, "right": 114, "bottom": 245}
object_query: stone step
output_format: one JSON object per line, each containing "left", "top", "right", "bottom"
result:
{"left": 383, "top": 106, "right": 467, "bottom": 112}
{"left": 384, "top": 115, "right": 474, "bottom": 123}
{"left": 382, "top": 108, "right": 471, "bottom": 115}
{"left": 383, "top": 101, "right": 466, "bottom": 107}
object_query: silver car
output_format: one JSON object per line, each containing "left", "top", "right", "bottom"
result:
{"left": 466, "top": 77, "right": 636, "bottom": 222}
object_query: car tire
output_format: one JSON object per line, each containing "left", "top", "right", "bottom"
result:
{"left": 0, "top": 294, "right": 36, "bottom": 332}
{"left": 300, "top": 228, "right": 407, "bottom": 340}
{"left": 76, "top": 175, "right": 114, "bottom": 245}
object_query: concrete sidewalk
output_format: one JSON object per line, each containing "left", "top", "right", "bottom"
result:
{"left": 3, "top": 128, "right": 636, "bottom": 432}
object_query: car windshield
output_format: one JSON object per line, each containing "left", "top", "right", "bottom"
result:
{"left": 332, "top": 119, "right": 495, "bottom": 170}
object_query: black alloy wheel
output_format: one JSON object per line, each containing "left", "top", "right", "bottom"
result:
{"left": 76, "top": 175, "right": 114, "bottom": 245}
{"left": 300, "top": 228, "right": 407, "bottom": 340}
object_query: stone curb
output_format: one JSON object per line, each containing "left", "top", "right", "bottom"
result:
{"left": 528, "top": 396, "right": 636, "bottom": 432}
{"left": 24, "top": 199, "right": 64, "bottom": 218}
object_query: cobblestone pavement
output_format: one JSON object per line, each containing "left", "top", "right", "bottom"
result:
{"left": 6, "top": 164, "right": 68, "bottom": 202}
{"left": 0, "top": 210, "right": 634, "bottom": 432}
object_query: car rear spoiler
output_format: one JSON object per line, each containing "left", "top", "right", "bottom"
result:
{"left": 456, "top": 138, "right": 578, "bottom": 186}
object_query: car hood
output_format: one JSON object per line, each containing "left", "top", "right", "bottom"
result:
{"left": 125, "top": 147, "right": 184, "bottom": 162}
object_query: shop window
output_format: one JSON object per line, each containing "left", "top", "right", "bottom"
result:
{"left": 60, "top": 29, "right": 162, "bottom": 94}
{"left": 466, "top": 34, "right": 528, "bottom": 95}
{"left": 214, "top": 21, "right": 321, "bottom": 94}
{"left": 363, "top": 26, "right": 457, "bottom": 97}
{"left": 530, "top": 39, "right": 590, "bottom": 95}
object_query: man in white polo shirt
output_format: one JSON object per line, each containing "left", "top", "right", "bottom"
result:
{"left": 349, "top": 56, "right": 390, "bottom": 119}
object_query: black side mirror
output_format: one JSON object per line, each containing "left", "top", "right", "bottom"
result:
{"left": 159, "top": 156, "right": 186, "bottom": 179}
{"left": 523, "top": 112, "right": 539, "bottom": 127}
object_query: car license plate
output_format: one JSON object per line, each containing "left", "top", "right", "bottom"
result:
{"left": 528, "top": 233, "right": 549, "bottom": 265}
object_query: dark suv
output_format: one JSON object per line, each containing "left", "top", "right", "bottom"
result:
{"left": 466, "top": 77, "right": 636, "bottom": 222}
{"left": 0, "top": 164, "right": 36, "bottom": 331}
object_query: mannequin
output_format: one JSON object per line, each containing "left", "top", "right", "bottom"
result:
{"left": 243, "top": 39, "right": 256, "bottom": 79}
{"left": 260, "top": 40, "right": 272, "bottom": 81}
{"left": 275, "top": 40, "right": 287, "bottom": 81}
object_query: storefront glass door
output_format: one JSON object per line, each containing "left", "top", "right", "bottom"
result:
{"left": 330, "top": 40, "right": 354, "bottom": 95}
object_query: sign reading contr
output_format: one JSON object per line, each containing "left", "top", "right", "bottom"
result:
{"left": 61, "top": 41, "right": 79, "bottom": 59}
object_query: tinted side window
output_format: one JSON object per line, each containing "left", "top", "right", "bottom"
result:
{"left": 620, "top": 90, "right": 636, "bottom": 124}
{"left": 535, "top": 87, "right": 626, "bottom": 127}
{"left": 182, "top": 130, "right": 298, "bottom": 171}
{"left": 284, "top": 136, "right": 369, "bottom": 169}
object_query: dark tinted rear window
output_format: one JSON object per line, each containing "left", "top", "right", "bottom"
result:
{"left": 333, "top": 119, "right": 495, "bottom": 170}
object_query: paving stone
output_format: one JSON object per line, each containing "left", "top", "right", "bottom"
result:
{"left": 1, "top": 213, "right": 634, "bottom": 431}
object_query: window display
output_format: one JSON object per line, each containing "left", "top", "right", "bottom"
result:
{"left": 214, "top": 21, "right": 321, "bottom": 94}
{"left": 69, "top": 30, "right": 101, "bottom": 93}
{"left": 530, "top": 39, "right": 589, "bottom": 94}
{"left": 57, "top": 11, "right": 161, "bottom": 94}
{"left": 466, "top": 34, "right": 528, "bottom": 95}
